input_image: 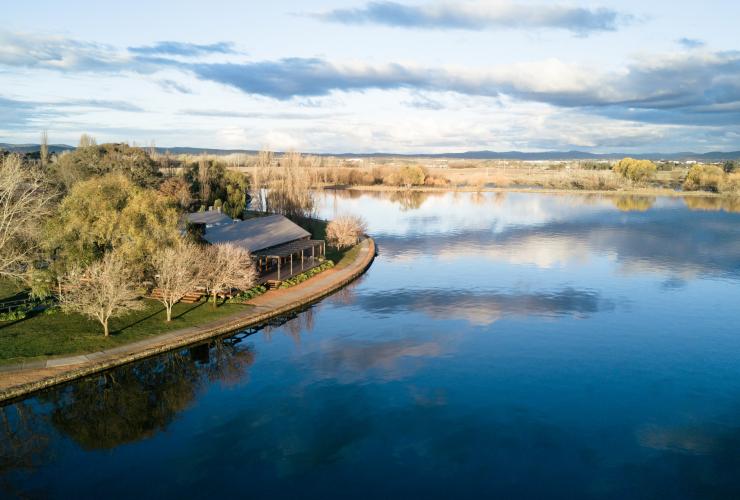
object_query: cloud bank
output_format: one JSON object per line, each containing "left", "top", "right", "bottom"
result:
{"left": 312, "top": 1, "right": 630, "bottom": 35}
{"left": 128, "top": 41, "right": 235, "bottom": 56}
{"left": 1, "top": 30, "right": 738, "bottom": 150}
{"left": 183, "top": 53, "right": 740, "bottom": 126}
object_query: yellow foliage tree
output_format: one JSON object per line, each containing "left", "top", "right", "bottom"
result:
{"left": 613, "top": 158, "right": 657, "bottom": 183}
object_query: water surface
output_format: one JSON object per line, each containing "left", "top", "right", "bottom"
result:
{"left": 3, "top": 191, "right": 740, "bottom": 499}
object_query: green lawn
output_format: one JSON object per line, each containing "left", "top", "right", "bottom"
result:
{"left": 0, "top": 299, "right": 251, "bottom": 365}
{"left": 0, "top": 278, "right": 26, "bottom": 302}
{"left": 0, "top": 215, "right": 367, "bottom": 366}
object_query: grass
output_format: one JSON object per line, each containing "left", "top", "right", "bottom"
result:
{"left": 0, "top": 214, "right": 369, "bottom": 366}
{"left": 332, "top": 242, "right": 363, "bottom": 270}
{"left": 0, "top": 278, "right": 26, "bottom": 302}
{"left": 0, "top": 298, "right": 250, "bottom": 365}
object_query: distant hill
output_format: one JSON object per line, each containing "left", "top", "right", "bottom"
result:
{"left": 1, "top": 143, "right": 738, "bottom": 161}
{"left": 0, "top": 143, "right": 75, "bottom": 154}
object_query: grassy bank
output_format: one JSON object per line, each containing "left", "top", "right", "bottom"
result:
{"left": 0, "top": 232, "right": 366, "bottom": 365}
{"left": 0, "top": 299, "right": 249, "bottom": 365}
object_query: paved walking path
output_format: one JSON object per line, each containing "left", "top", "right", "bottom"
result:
{"left": 0, "top": 238, "right": 376, "bottom": 403}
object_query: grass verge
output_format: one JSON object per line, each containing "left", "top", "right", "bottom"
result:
{"left": 0, "top": 299, "right": 250, "bottom": 365}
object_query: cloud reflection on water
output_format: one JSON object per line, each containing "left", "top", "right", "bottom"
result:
{"left": 355, "top": 288, "right": 610, "bottom": 325}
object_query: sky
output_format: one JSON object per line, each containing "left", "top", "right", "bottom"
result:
{"left": 1, "top": 0, "right": 739, "bottom": 153}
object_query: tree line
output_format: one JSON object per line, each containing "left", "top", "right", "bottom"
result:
{"left": 0, "top": 137, "right": 265, "bottom": 335}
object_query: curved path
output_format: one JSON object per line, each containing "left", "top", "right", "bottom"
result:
{"left": 0, "top": 238, "right": 376, "bottom": 403}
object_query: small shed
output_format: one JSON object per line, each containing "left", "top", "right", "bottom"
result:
{"left": 186, "top": 210, "right": 233, "bottom": 227}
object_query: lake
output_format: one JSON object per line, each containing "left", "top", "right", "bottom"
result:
{"left": 2, "top": 191, "right": 740, "bottom": 499}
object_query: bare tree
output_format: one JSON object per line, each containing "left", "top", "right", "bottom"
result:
{"left": 151, "top": 242, "right": 204, "bottom": 322}
{"left": 326, "top": 215, "right": 368, "bottom": 249}
{"left": 200, "top": 243, "right": 257, "bottom": 308}
{"left": 59, "top": 251, "right": 143, "bottom": 336}
{"left": 78, "top": 134, "right": 97, "bottom": 148}
{"left": 267, "top": 151, "right": 315, "bottom": 218}
{"left": 198, "top": 153, "right": 212, "bottom": 204}
{"left": 252, "top": 149, "right": 273, "bottom": 212}
{"left": 0, "top": 154, "right": 56, "bottom": 281}
{"left": 40, "top": 130, "right": 49, "bottom": 167}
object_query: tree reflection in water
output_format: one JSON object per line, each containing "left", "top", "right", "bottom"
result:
{"left": 0, "top": 402, "right": 51, "bottom": 497}
{"left": 684, "top": 196, "right": 740, "bottom": 213}
{"left": 39, "top": 337, "right": 255, "bottom": 451}
{"left": 612, "top": 195, "right": 656, "bottom": 212}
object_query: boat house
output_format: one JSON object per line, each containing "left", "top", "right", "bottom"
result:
{"left": 188, "top": 212, "right": 326, "bottom": 284}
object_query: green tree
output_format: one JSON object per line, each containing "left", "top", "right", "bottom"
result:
{"left": 45, "top": 174, "right": 180, "bottom": 276}
{"left": 53, "top": 143, "right": 160, "bottom": 191}
{"left": 224, "top": 170, "right": 249, "bottom": 218}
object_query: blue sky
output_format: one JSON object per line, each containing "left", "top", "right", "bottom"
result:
{"left": 1, "top": 0, "right": 739, "bottom": 153}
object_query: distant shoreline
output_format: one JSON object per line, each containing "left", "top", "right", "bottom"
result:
{"left": 328, "top": 184, "right": 726, "bottom": 198}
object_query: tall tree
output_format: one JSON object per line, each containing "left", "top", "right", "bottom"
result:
{"left": 46, "top": 174, "right": 180, "bottom": 276}
{"left": 224, "top": 170, "right": 249, "bottom": 218}
{"left": 251, "top": 150, "right": 273, "bottom": 212}
{"left": 0, "top": 155, "right": 56, "bottom": 281}
{"left": 151, "top": 242, "right": 204, "bottom": 322}
{"left": 267, "top": 151, "right": 315, "bottom": 218}
{"left": 39, "top": 130, "right": 49, "bottom": 167}
{"left": 201, "top": 244, "right": 256, "bottom": 307}
{"left": 53, "top": 143, "right": 160, "bottom": 191}
{"left": 59, "top": 251, "right": 143, "bottom": 337}
{"left": 197, "top": 154, "right": 212, "bottom": 204}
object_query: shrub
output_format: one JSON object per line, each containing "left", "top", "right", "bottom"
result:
{"left": 721, "top": 172, "right": 740, "bottom": 195}
{"left": 279, "top": 261, "right": 335, "bottom": 288}
{"left": 0, "top": 304, "right": 32, "bottom": 322}
{"left": 424, "top": 174, "right": 451, "bottom": 187}
{"left": 326, "top": 215, "right": 368, "bottom": 249}
{"left": 684, "top": 164, "right": 725, "bottom": 192}
{"left": 227, "top": 285, "right": 268, "bottom": 303}
{"left": 613, "top": 158, "right": 657, "bottom": 183}
{"left": 384, "top": 165, "right": 426, "bottom": 188}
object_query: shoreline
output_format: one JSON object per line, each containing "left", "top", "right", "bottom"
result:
{"left": 0, "top": 237, "right": 376, "bottom": 404}
{"left": 329, "top": 184, "right": 728, "bottom": 198}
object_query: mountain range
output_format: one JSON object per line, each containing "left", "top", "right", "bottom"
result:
{"left": 2, "top": 143, "right": 739, "bottom": 161}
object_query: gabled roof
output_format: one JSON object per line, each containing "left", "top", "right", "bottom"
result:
{"left": 186, "top": 210, "right": 233, "bottom": 226}
{"left": 202, "top": 214, "right": 311, "bottom": 253}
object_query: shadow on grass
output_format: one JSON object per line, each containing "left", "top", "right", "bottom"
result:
{"left": 171, "top": 300, "right": 209, "bottom": 321}
{"left": 0, "top": 306, "right": 47, "bottom": 331}
{"left": 115, "top": 298, "right": 228, "bottom": 334}
{"left": 0, "top": 290, "right": 30, "bottom": 304}
{"left": 113, "top": 305, "right": 167, "bottom": 335}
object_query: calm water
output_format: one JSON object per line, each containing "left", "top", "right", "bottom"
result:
{"left": 3, "top": 191, "right": 740, "bottom": 499}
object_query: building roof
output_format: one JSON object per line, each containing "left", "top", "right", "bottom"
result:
{"left": 202, "top": 214, "right": 311, "bottom": 253}
{"left": 186, "top": 210, "right": 233, "bottom": 226}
